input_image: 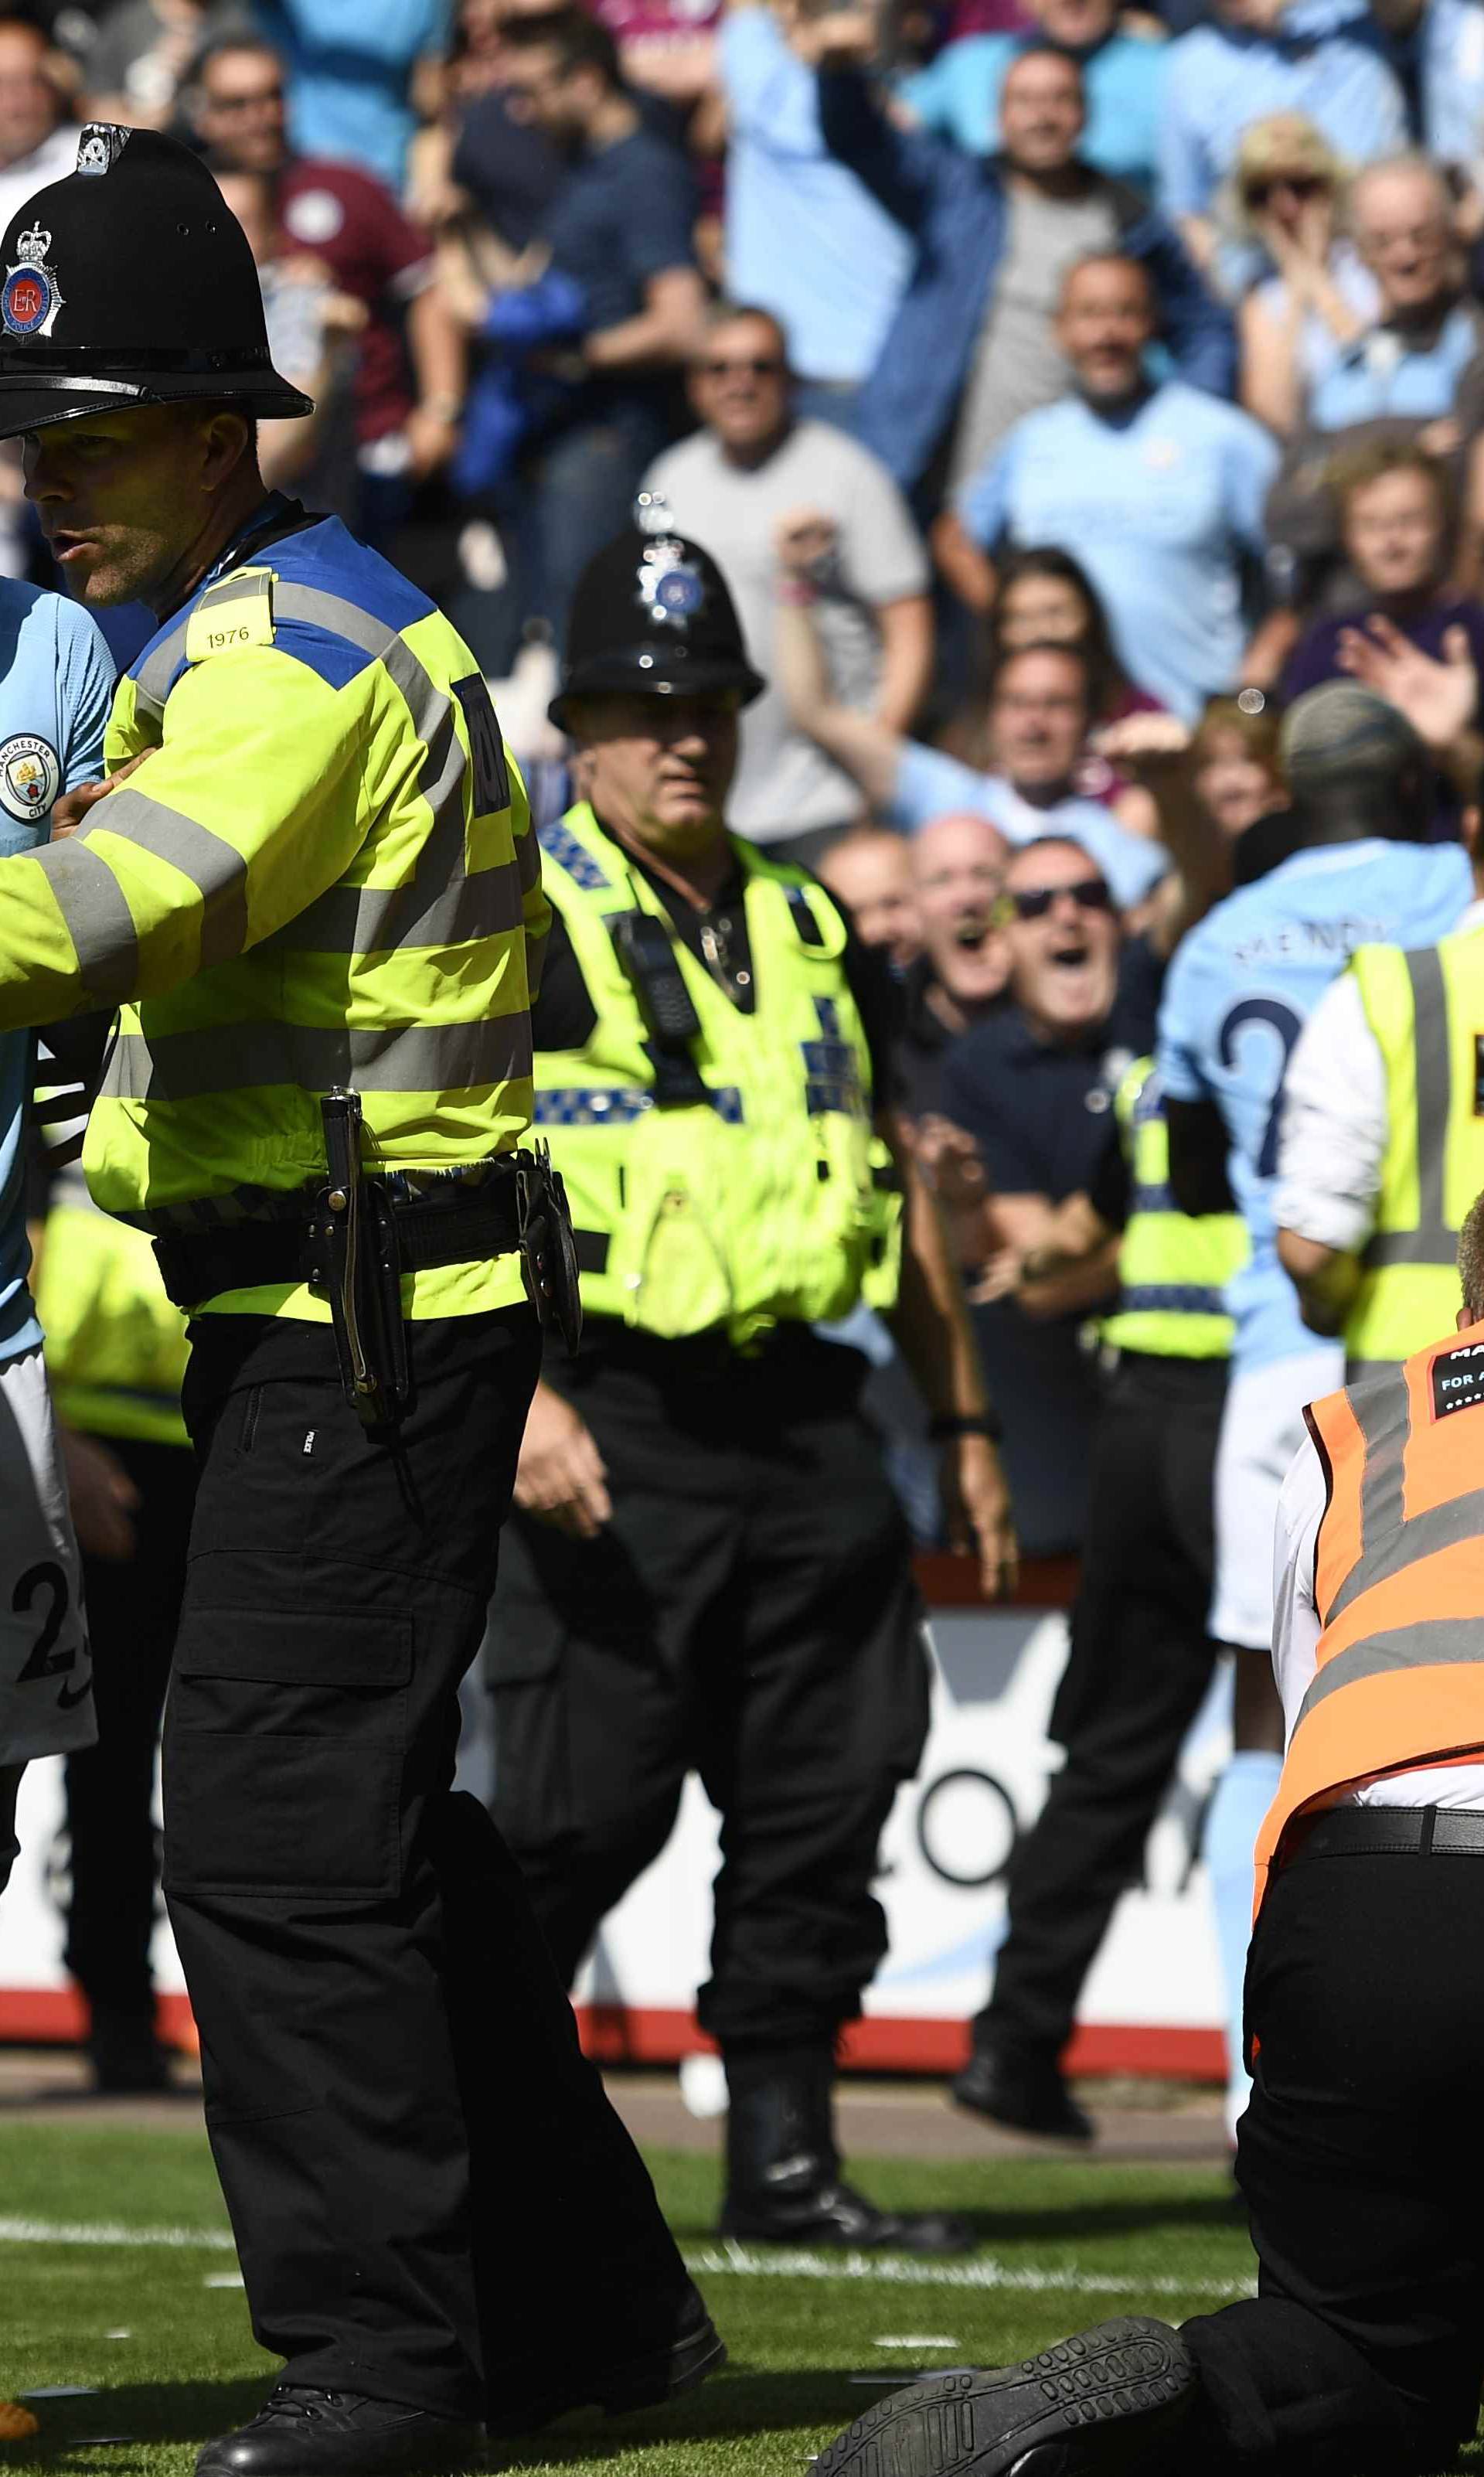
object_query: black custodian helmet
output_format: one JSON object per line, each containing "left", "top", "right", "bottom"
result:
{"left": 550, "top": 506, "right": 766, "bottom": 728}
{"left": 0, "top": 123, "right": 313, "bottom": 440}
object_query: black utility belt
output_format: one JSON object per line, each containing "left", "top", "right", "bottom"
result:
{"left": 1286, "top": 1805, "right": 1484, "bottom": 1865}
{"left": 152, "top": 1174, "right": 523, "bottom": 1310}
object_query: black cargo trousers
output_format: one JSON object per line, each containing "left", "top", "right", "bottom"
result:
{"left": 163, "top": 1303, "right": 703, "bottom": 2425}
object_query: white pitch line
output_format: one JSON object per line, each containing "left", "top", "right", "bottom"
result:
{"left": 682, "top": 2244, "right": 1255, "bottom": 2300}
{"left": 0, "top": 2218, "right": 1255, "bottom": 2303}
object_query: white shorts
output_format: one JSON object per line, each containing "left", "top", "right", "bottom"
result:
{"left": 0, "top": 1345, "right": 94, "bottom": 1763}
{"left": 1210, "top": 1344, "right": 1344, "bottom": 1651}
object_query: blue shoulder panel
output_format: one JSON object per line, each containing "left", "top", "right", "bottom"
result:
{"left": 539, "top": 819, "right": 614, "bottom": 891}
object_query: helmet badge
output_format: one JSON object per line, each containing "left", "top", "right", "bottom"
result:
{"left": 636, "top": 537, "right": 705, "bottom": 632}
{"left": 1, "top": 224, "right": 63, "bottom": 338}
{"left": 76, "top": 123, "right": 130, "bottom": 176}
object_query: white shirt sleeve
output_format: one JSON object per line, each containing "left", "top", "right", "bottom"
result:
{"left": 1270, "top": 1429, "right": 1326, "bottom": 1750}
{"left": 1274, "top": 971, "right": 1388, "bottom": 1254}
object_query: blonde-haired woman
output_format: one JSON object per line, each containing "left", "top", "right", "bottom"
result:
{"left": 1232, "top": 113, "right": 1378, "bottom": 437}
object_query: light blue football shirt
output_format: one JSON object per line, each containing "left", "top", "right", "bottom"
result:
{"left": 956, "top": 383, "right": 1279, "bottom": 722}
{"left": 0, "top": 584, "right": 114, "bottom": 1365}
{"left": 1156, "top": 837, "right": 1472, "bottom": 1373}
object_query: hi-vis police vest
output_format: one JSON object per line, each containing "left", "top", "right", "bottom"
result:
{"left": 36, "top": 1163, "right": 188, "bottom": 1446}
{"left": 534, "top": 804, "right": 900, "bottom": 1348}
{"left": 1101, "top": 1057, "right": 1245, "bottom": 1360}
{"left": 1345, "top": 929, "right": 1484, "bottom": 1368}
{"left": 1254, "top": 1320, "right": 1484, "bottom": 1909}
{"left": 0, "top": 504, "right": 546, "bottom": 1321}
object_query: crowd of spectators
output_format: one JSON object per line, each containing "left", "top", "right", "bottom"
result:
{"left": 9, "top": 0, "right": 1484, "bottom": 1566}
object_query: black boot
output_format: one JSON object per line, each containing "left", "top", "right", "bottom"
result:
{"left": 952, "top": 2030, "right": 1094, "bottom": 2142}
{"left": 720, "top": 2050, "right": 972, "bottom": 2254}
{"left": 487, "top": 2302, "right": 727, "bottom": 2434}
{"left": 85, "top": 2007, "right": 173, "bottom": 2096}
{"left": 812, "top": 2318, "right": 1199, "bottom": 2477}
{"left": 194, "top": 2388, "right": 484, "bottom": 2475}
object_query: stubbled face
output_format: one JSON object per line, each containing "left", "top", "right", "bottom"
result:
{"left": 690, "top": 315, "right": 791, "bottom": 459}
{"left": 990, "top": 649, "right": 1090, "bottom": 791}
{"left": 910, "top": 814, "right": 1011, "bottom": 1004}
{"left": 999, "top": 52, "right": 1084, "bottom": 175}
{"left": 1353, "top": 167, "right": 1454, "bottom": 315}
{"left": 0, "top": 29, "right": 61, "bottom": 171}
{"left": 1001, "top": 840, "right": 1119, "bottom": 1036}
{"left": 1193, "top": 727, "right": 1284, "bottom": 839}
{"left": 568, "top": 691, "right": 740, "bottom": 859}
{"left": 195, "top": 46, "right": 288, "bottom": 174}
{"left": 997, "top": 571, "right": 1091, "bottom": 656}
{"left": 1056, "top": 257, "right": 1156, "bottom": 401}
{"left": 1343, "top": 466, "right": 1445, "bottom": 597}
{"left": 817, "top": 833, "right": 922, "bottom": 969}
{"left": 22, "top": 404, "right": 240, "bottom": 608}
{"left": 499, "top": 43, "right": 589, "bottom": 141}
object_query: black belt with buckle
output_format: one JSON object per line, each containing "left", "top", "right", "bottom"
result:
{"left": 1286, "top": 1805, "right": 1484, "bottom": 1863}
{"left": 152, "top": 1175, "right": 523, "bottom": 1310}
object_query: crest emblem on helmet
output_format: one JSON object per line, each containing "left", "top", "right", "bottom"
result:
{"left": 1, "top": 225, "right": 63, "bottom": 338}
{"left": 77, "top": 123, "right": 129, "bottom": 175}
{"left": 636, "top": 537, "right": 705, "bottom": 631}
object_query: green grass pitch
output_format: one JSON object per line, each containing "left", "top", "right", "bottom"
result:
{"left": 0, "top": 2119, "right": 1479, "bottom": 2475}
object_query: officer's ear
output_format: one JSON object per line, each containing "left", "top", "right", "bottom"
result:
{"left": 187, "top": 404, "right": 259, "bottom": 493}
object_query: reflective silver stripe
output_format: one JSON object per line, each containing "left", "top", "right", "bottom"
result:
{"left": 267, "top": 582, "right": 514, "bottom": 957}
{"left": 1319, "top": 1360, "right": 1484, "bottom": 1623}
{"left": 132, "top": 612, "right": 192, "bottom": 728}
{"left": 195, "top": 568, "right": 271, "bottom": 622}
{"left": 1361, "top": 1229, "right": 1460, "bottom": 1267}
{"left": 102, "top": 1014, "right": 533, "bottom": 1103}
{"left": 78, "top": 785, "right": 248, "bottom": 969}
{"left": 1298, "top": 1617, "right": 1484, "bottom": 1726}
{"left": 1324, "top": 1368, "right": 1410, "bottom": 1622}
{"left": 35, "top": 837, "right": 138, "bottom": 1002}
{"left": 271, "top": 863, "right": 524, "bottom": 956}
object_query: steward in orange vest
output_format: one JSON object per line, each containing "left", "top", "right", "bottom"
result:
{"left": 1254, "top": 1320, "right": 1484, "bottom": 1909}
{"left": 808, "top": 1218, "right": 1484, "bottom": 2477}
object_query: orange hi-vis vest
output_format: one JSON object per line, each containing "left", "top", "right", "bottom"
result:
{"left": 1254, "top": 1317, "right": 1484, "bottom": 1910}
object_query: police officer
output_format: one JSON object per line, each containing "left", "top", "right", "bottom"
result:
{"left": 952, "top": 1055, "right": 1247, "bottom": 2143}
{"left": 813, "top": 1195, "right": 1484, "bottom": 2477}
{"left": 486, "top": 520, "right": 1016, "bottom": 2253}
{"left": 1275, "top": 797, "right": 1482, "bottom": 1366}
{"left": 0, "top": 128, "right": 717, "bottom": 2475}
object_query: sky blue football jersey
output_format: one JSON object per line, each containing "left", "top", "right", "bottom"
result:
{"left": 0, "top": 583, "right": 114, "bottom": 1365}
{"left": 1156, "top": 837, "right": 1472, "bottom": 1371}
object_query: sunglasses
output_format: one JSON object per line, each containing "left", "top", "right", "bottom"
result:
{"left": 1244, "top": 172, "right": 1328, "bottom": 208}
{"left": 700, "top": 356, "right": 786, "bottom": 379}
{"left": 209, "top": 85, "right": 284, "bottom": 109}
{"left": 996, "top": 877, "right": 1113, "bottom": 923}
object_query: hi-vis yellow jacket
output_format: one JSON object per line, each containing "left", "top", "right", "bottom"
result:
{"left": 0, "top": 503, "right": 546, "bottom": 1319}
{"left": 534, "top": 804, "right": 900, "bottom": 1347}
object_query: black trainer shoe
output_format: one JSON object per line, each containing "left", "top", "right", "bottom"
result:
{"left": 194, "top": 2387, "right": 484, "bottom": 2475}
{"left": 720, "top": 2179, "right": 972, "bottom": 2255}
{"left": 812, "top": 2320, "right": 1198, "bottom": 2477}
{"left": 86, "top": 2009, "right": 174, "bottom": 2096}
{"left": 951, "top": 2037, "right": 1094, "bottom": 2143}
{"left": 487, "top": 2311, "right": 727, "bottom": 2435}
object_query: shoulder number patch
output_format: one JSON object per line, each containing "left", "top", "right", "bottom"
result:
{"left": 452, "top": 673, "right": 510, "bottom": 816}
{"left": 186, "top": 567, "right": 275, "bottom": 665}
{"left": 0, "top": 732, "right": 60, "bottom": 823}
{"left": 1431, "top": 1337, "right": 1484, "bottom": 1421}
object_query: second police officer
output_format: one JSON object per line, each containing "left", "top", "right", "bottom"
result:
{"left": 0, "top": 129, "right": 720, "bottom": 2475}
{"left": 486, "top": 514, "right": 1017, "bottom": 2251}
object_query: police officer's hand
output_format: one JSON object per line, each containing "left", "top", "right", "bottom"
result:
{"left": 515, "top": 1382, "right": 612, "bottom": 1540}
{"left": 940, "top": 1433, "right": 1018, "bottom": 1602}
{"left": 52, "top": 748, "right": 155, "bottom": 842}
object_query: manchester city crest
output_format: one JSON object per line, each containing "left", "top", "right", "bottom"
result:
{"left": 0, "top": 734, "right": 60, "bottom": 824}
{"left": 636, "top": 537, "right": 706, "bottom": 632}
{"left": 1, "top": 224, "right": 63, "bottom": 339}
